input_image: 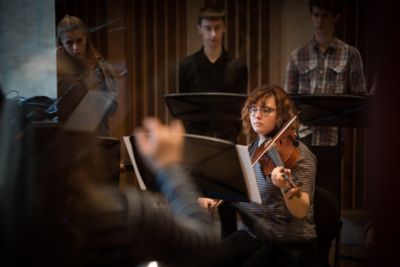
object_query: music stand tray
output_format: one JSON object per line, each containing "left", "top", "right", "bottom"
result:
{"left": 289, "top": 94, "right": 370, "bottom": 127}
{"left": 164, "top": 93, "right": 247, "bottom": 139}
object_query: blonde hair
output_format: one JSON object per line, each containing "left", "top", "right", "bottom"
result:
{"left": 57, "top": 15, "right": 117, "bottom": 92}
{"left": 57, "top": 15, "right": 100, "bottom": 61}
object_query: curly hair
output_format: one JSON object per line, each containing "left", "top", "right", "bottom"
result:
{"left": 241, "top": 84, "right": 299, "bottom": 135}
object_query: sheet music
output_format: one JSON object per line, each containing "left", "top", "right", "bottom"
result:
{"left": 236, "top": 145, "right": 261, "bottom": 204}
{"left": 122, "top": 136, "right": 147, "bottom": 190}
{"left": 123, "top": 134, "right": 262, "bottom": 203}
{"left": 64, "top": 90, "right": 113, "bottom": 133}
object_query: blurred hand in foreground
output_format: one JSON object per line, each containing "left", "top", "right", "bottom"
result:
{"left": 134, "top": 118, "right": 185, "bottom": 171}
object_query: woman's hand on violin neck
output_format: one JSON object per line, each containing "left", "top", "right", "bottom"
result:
{"left": 271, "top": 167, "right": 291, "bottom": 189}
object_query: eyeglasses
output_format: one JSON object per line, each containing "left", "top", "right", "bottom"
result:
{"left": 249, "top": 106, "right": 277, "bottom": 116}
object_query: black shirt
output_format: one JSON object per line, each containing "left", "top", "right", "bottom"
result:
{"left": 178, "top": 48, "right": 248, "bottom": 142}
{"left": 179, "top": 48, "right": 248, "bottom": 93}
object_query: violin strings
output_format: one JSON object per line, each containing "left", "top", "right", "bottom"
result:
{"left": 268, "top": 147, "right": 289, "bottom": 183}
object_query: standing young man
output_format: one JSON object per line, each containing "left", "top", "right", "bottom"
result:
{"left": 284, "top": 0, "right": 367, "bottom": 196}
{"left": 179, "top": 5, "right": 248, "bottom": 94}
{"left": 178, "top": 5, "right": 248, "bottom": 143}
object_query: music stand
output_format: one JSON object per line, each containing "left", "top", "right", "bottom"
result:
{"left": 289, "top": 94, "right": 369, "bottom": 127}
{"left": 164, "top": 93, "right": 247, "bottom": 141}
{"left": 289, "top": 94, "right": 370, "bottom": 206}
{"left": 123, "top": 134, "right": 261, "bottom": 203}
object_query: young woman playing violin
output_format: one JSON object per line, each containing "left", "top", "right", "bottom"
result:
{"left": 210, "top": 85, "right": 318, "bottom": 267}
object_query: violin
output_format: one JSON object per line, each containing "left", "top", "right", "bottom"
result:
{"left": 251, "top": 116, "right": 302, "bottom": 199}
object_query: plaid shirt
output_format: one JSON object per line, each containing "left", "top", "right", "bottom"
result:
{"left": 284, "top": 37, "right": 367, "bottom": 146}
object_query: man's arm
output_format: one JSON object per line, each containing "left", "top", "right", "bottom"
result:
{"left": 283, "top": 53, "right": 299, "bottom": 93}
{"left": 226, "top": 60, "right": 248, "bottom": 94}
{"left": 124, "top": 164, "right": 218, "bottom": 264}
{"left": 349, "top": 48, "right": 367, "bottom": 94}
{"left": 178, "top": 61, "right": 189, "bottom": 93}
{"left": 237, "top": 63, "right": 249, "bottom": 94}
{"left": 127, "top": 118, "right": 219, "bottom": 263}
{"left": 68, "top": 119, "right": 218, "bottom": 266}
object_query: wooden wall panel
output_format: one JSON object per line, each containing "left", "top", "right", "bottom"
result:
{"left": 127, "top": 0, "right": 187, "bottom": 124}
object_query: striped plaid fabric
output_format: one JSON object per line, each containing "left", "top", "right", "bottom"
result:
{"left": 284, "top": 37, "right": 367, "bottom": 146}
{"left": 238, "top": 139, "right": 317, "bottom": 241}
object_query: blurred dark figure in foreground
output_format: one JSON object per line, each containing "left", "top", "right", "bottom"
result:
{"left": 0, "top": 87, "right": 219, "bottom": 266}
{"left": 68, "top": 118, "right": 220, "bottom": 266}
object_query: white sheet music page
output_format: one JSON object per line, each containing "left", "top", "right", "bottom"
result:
{"left": 236, "top": 145, "right": 261, "bottom": 204}
{"left": 122, "top": 136, "right": 147, "bottom": 190}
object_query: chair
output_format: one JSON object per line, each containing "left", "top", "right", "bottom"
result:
{"left": 233, "top": 186, "right": 343, "bottom": 267}
{"left": 313, "top": 186, "right": 342, "bottom": 267}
